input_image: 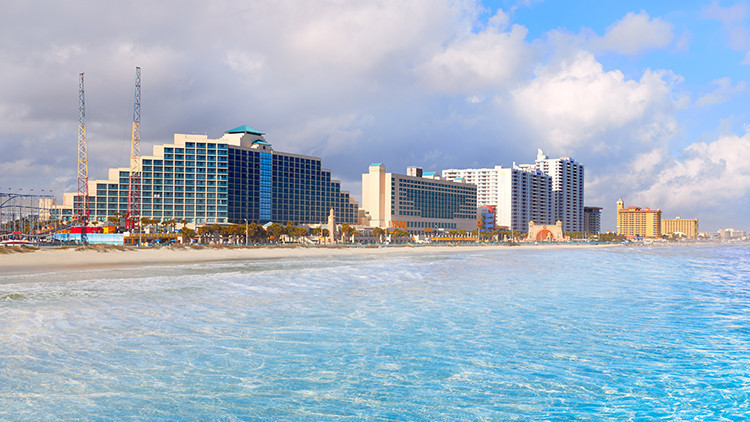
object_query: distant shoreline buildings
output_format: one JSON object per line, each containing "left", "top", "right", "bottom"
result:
{"left": 616, "top": 197, "right": 699, "bottom": 239}
{"left": 47, "top": 129, "right": 597, "bottom": 240}
{"left": 443, "top": 149, "right": 585, "bottom": 233}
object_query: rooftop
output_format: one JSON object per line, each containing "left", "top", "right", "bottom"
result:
{"left": 226, "top": 125, "right": 265, "bottom": 136}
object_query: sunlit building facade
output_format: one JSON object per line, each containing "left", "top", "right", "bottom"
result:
{"left": 662, "top": 217, "right": 698, "bottom": 239}
{"left": 362, "top": 164, "right": 477, "bottom": 235}
{"left": 535, "top": 149, "right": 584, "bottom": 232}
{"left": 443, "top": 165, "right": 552, "bottom": 232}
{"left": 52, "top": 125, "right": 358, "bottom": 226}
{"left": 616, "top": 198, "right": 662, "bottom": 238}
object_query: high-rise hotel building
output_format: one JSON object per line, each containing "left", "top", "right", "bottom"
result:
{"left": 442, "top": 165, "right": 552, "bottom": 232}
{"left": 362, "top": 164, "right": 477, "bottom": 235}
{"left": 52, "top": 125, "right": 359, "bottom": 226}
{"left": 583, "top": 206, "right": 602, "bottom": 234}
{"left": 616, "top": 198, "right": 662, "bottom": 238}
{"left": 662, "top": 217, "right": 698, "bottom": 239}
{"left": 534, "top": 149, "right": 584, "bottom": 232}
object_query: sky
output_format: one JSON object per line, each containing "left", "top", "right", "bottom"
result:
{"left": 1, "top": 0, "right": 749, "bottom": 232}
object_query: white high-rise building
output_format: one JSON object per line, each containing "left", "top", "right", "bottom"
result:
{"left": 534, "top": 149, "right": 584, "bottom": 232}
{"left": 439, "top": 166, "right": 501, "bottom": 207}
{"left": 443, "top": 165, "right": 552, "bottom": 232}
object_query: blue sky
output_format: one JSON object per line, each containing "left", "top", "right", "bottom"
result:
{"left": 0, "top": 0, "right": 748, "bottom": 232}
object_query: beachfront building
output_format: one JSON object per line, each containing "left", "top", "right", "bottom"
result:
{"left": 718, "top": 228, "right": 747, "bottom": 240}
{"left": 662, "top": 217, "right": 699, "bottom": 239}
{"left": 616, "top": 197, "right": 662, "bottom": 238}
{"left": 440, "top": 166, "right": 501, "bottom": 208}
{"left": 52, "top": 125, "right": 359, "bottom": 226}
{"left": 534, "top": 149, "right": 584, "bottom": 232}
{"left": 443, "top": 165, "right": 552, "bottom": 232}
{"left": 528, "top": 220, "right": 565, "bottom": 241}
{"left": 361, "top": 164, "right": 477, "bottom": 236}
{"left": 584, "top": 206, "right": 602, "bottom": 234}
{"left": 477, "top": 205, "right": 495, "bottom": 231}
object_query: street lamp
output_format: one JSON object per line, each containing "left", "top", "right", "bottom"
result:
{"left": 244, "top": 218, "right": 248, "bottom": 246}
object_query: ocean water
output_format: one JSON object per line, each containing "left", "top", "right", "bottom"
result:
{"left": 1, "top": 244, "right": 749, "bottom": 420}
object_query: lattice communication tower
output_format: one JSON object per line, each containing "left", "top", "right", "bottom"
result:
{"left": 126, "top": 67, "right": 141, "bottom": 229}
{"left": 76, "top": 72, "right": 90, "bottom": 224}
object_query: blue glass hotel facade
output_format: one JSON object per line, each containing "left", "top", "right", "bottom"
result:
{"left": 52, "top": 126, "right": 358, "bottom": 226}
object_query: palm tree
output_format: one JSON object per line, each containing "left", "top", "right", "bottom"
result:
{"left": 180, "top": 227, "right": 195, "bottom": 243}
{"left": 267, "top": 223, "right": 284, "bottom": 243}
{"left": 196, "top": 226, "right": 211, "bottom": 244}
{"left": 218, "top": 225, "right": 232, "bottom": 244}
{"left": 294, "top": 226, "right": 308, "bottom": 239}
{"left": 247, "top": 222, "right": 266, "bottom": 243}
{"left": 391, "top": 228, "right": 410, "bottom": 243}
{"left": 345, "top": 225, "right": 358, "bottom": 243}
{"left": 163, "top": 218, "right": 177, "bottom": 233}
{"left": 108, "top": 215, "right": 121, "bottom": 227}
{"left": 372, "top": 227, "right": 385, "bottom": 243}
{"left": 340, "top": 223, "right": 351, "bottom": 243}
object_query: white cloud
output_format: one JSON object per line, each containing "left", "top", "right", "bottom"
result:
{"left": 633, "top": 130, "right": 750, "bottom": 216}
{"left": 416, "top": 10, "right": 534, "bottom": 94}
{"left": 274, "top": 112, "right": 375, "bottom": 158}
{"left": 674, "top": 31, "right": 691, "bottom": 52}
{"left": 511, "top": 50, "right": 678, "bottom": 152}
{"left": 695, "top": 77, "right": 747, "bottom": 107}
{"left": 703, "top": 1, "right": 750, "bottom": 64}
{"left": 592, "top": 11, "right": 675, "bottom": 55}
{"left": 703, "top": 1, "right": 747, "bottom": 24}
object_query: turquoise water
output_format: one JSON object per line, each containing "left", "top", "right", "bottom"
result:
{"left": 1, "top": 244, "right": 749, "bottom": 419}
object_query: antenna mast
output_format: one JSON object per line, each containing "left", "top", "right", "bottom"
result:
{"left": 127, "top": 67, "right": 141, "bottom": 230}
{"left": 76, "top": 72, "right": 89, "bottom": 225}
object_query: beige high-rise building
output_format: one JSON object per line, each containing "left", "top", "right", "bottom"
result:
{"left": 616, "top": 198, "right": 662, "bottom": 238}
{"left": 362, "top": 164, "right": 477, "bottom": 235}
{"left": 662, "top": 217, "right": 699, "bottom": 239}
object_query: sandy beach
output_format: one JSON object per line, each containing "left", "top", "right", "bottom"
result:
{"left": 0, "top": 243, "right": 618, "bottom": 273}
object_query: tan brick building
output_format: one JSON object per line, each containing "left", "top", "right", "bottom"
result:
{"left": 616, "top": 198, "right": 662, "bottom": 238}
{"left": 662, "top": 217, "right": 699, "bottom": 239}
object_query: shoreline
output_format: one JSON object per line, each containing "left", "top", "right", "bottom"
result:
{"left": 0, "top": 243, "right": 621, "bottom": 274}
